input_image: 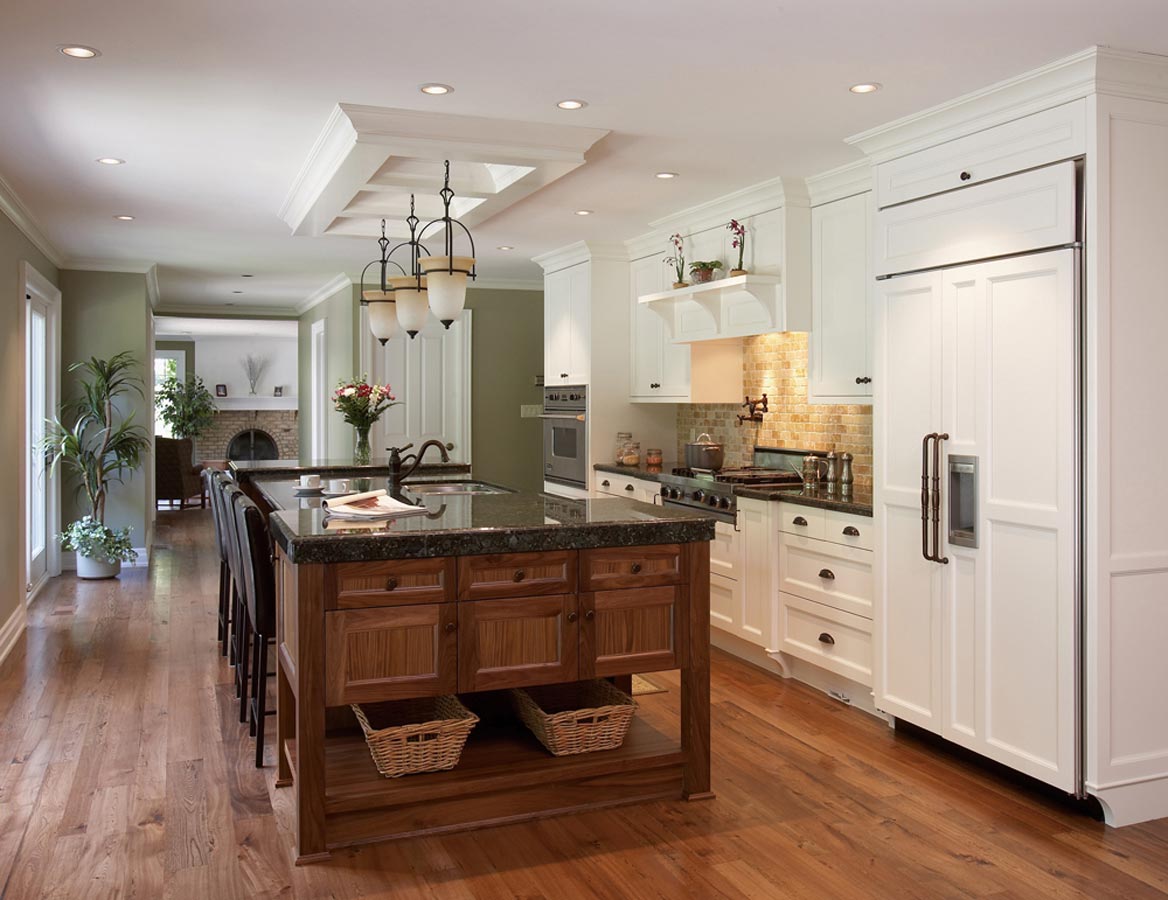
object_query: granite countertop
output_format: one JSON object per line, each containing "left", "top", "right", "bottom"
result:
{"left": 594, "top": 460, "right": 680, "bottom": 481}
{"left": 259, "top": 477, "right": 716, "bottom": 564}
{"left": 230, "top": 457, "right": 470, "bottom": 482}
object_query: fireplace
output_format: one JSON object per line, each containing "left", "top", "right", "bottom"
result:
{"left": 227, "top": 428, "right": 279, "bottom": 461}
{"left": 201, "top": 409, "right": 298, "bottom": 463}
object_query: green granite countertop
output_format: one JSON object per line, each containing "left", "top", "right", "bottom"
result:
{"left": 259, "top": 477, "right": 716, "bottom": 564}
{"left": 229, "top": 457, "right": 469, "bottom": 482}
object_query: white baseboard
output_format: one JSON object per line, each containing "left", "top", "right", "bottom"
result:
{"left": 60, "top": 547, "right": 151, "bottom": 571}
{"left": 0, "top": 603, "right": 27, "bottom": 669}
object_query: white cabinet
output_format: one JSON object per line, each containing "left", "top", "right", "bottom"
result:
{"left": 544, "top": 262, "right": 590, "bottom": 385}
{"left": 593, "top": 471, "right": 659, "bottom": 504}
{"left": 710, "top": 498, "right": 775, "bottom": 650}
{"left": 808, "top": 191, "right": 873, "bottom": 404}
{"left": 629, "top": 255, "right": 690, "bottom": 401}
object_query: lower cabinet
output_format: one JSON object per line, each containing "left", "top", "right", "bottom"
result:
{"left": 458, "top": 594, "right": 580, "bottom": 691}
{"left": 777, "top": 592, "right": 873, "bottom": 685}
{"left": 580, "top": 585, "right": 686, "bottom": 677}
{"left": 594, "top": 472, "right": 660, "bottom": 504}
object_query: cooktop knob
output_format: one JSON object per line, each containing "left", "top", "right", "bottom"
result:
{"left": 707, "top": 495, "right": 720, "bottom": 506}
{"left": 670, "top": 487, "right": 681, "bottom": 499}
{"left": 719, "top": 497, "right": 732, "bottom": 510}
{"left": 660, "top": 485, "right": 670, "bottom": 497}
{"left": 692, "top": 489, "right": 704, "bottom": 503}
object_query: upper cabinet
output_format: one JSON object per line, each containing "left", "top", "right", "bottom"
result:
{"left": 544, "top": 261, "right": 591, "bottom": 385}
{"left": 629, "top": 255, "right": 690, "bottom": 401}
{"left": 808, "top": 191, "right": 873, "bottom": 404}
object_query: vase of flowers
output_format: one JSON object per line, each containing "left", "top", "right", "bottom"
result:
{"left": 664, "top": 233, "right": 688, "bottom": 288}
{"left": 727, "top": 219, "right": 747, "bottom": 276}
{"left": 333, "top": 377, "right": 398, "bottom": 465}
{"left": 689, "top": 260, "right": 723, "bottom": 284}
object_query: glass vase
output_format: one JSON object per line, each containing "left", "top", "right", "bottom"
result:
{"left": 353, "top": 424, "right": 372, "bottom": 466}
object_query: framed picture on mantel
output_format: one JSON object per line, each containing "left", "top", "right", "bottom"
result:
{"left": 215, "top": 384, "right": 228, "bottom": 398}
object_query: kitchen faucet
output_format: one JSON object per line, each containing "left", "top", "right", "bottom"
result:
{"left": 388, "top": 440, "right": 454, "bottom": 482}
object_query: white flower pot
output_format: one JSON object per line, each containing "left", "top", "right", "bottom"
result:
{"left": 77, "top": 554, "right": 121, "bottom": 580}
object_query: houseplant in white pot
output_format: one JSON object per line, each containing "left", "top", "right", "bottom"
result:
{"left": 43, "top": 352, "right": 151, "bottom": 579}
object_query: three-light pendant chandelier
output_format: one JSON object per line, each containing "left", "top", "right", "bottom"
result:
{"left": 360, "top": 159, "right": 477, "bottom": 344}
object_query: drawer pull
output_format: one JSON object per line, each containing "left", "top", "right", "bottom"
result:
{"left": 385, "top": 576, "right": 398, "bottom": 591}
{"left": 601, "top": 479, "right": 610, "bottom": 487}
{"left": 842, "top": 526, "right": 860, "bottom": 537}
{"left": 625, "top": 484, "right": 635, "bottom": 492}
{"left": 584, "top": 609, "right": 595, "bottom": 621}
{"left": 818, "top": 632, "right": 836, "bottom": 645}
{"left": 513, "top": 570, "right": 526, "bottom": 583}
{"left": 567, "top": 611, "right": 579, "bottom": 623}
{"left": 818, "top": 568, "right": 836, "bottom": 580}
{"left": 445, "top": 621, "right": 457, "bottom": 634}
{"left": 630, "top": 562, "right": 643, "bottom": 574}
{"left": 793, "top": 516, "right": 808, "bottom": 527}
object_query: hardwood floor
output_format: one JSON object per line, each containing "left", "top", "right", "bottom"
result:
{"left": 1, "top": 509, "right": 1166, "bottom": 899}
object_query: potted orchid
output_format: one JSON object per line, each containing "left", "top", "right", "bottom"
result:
{"left": 333, "top": 376, "right": 398, "bottom": 465}
{"left": 727, "top": 219, "right": 747, "bottom": 276}
{"left": 664, "top": 233, "right": 687, "bottom": 288}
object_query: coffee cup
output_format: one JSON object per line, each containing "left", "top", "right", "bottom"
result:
{"left": 328, "top": 478, "right": 349, "bottom": 494}
{"left": 299, "top": 473, "right": 321, "bottom": 489}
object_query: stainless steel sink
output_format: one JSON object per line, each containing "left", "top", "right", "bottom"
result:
{"left": 404, "top": 481, "right": 514, "bottom": 495}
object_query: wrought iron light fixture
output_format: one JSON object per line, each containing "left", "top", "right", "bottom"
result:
{"left": 417, "top": 159, "right": 477, "bottom": 329}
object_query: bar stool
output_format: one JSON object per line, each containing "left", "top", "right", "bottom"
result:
{"left": 218, "top": 478, "right": 250, "bottom": 715}
{"left": 234, "top": 495, "right": 277, "bottom": 767}
{"left": 204, "top": 470, "right": 232, "bottom": 658}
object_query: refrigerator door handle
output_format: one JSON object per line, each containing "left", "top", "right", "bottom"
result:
{"left": 921, "top": 433, "right": 934, "bottom": 562}
{"left": 932, "top": 432, "right": 950, "bottom": 565}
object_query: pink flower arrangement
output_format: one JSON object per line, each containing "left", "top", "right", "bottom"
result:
{"left": 664, "top": 232, "right": 686, "bottom": 284}
{"left": 727, "top": 219, "right": 746, "bottom": 271}
{"left": 333, "top": 376, "right": 398, "bottom": 428}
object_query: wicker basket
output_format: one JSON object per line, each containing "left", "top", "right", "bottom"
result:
{"left": 351, "top": 696, "right": 479, "bottom": 778}
{"left": 511, "top": 679, "right": 636, "bottom": 757}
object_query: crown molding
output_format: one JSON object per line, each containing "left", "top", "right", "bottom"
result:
{"left": 296, "top": 272, "right": 353, "bottom": 315}
{"left": 278, "top": 104, "right": 360, "bottom": 234}
{"left": 145, "top": 265, "right": 160, "bottom": 309}
{"left": 0, "top": 172, "right": 65, "bottom": 268}
{"left": 468, "top": 277, "right": 543, "bottom": 292}
{"left": 154, "top": 303, "right": 301, "bottom": 318}
{"left": 806, "top": 159, "right": 873, "bottom": 206}
{"left": 62, "top": 258, "right": 157, "bottom": 274}
{"left": 532, "top": 240, "right": 628, "bottom": 273}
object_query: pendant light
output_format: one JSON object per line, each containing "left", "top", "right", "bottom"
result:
{"left": 358, "top": 220, "right": 403, "bottom": 345}
{"left": 418, "top": 160, "right": 477, "bottom": 329}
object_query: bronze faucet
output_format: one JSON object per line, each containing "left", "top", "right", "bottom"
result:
{"left": 388, "top": 440, "right": 454, "bottom": 482}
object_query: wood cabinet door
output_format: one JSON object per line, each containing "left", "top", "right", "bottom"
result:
{"left": 325, "top": 603, "right": 458, "bottom": 705}
{"left": 458, "top": 595, "right": 579, "bottom": 692}
{"left": 580, "top": 586, "right": 686, "bottom": 678}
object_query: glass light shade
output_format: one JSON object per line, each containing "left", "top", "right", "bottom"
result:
{"left": 386, "top": 276, "right": 429, "bottom": 338}
{"left": 418, "top": 256, "right": 474, "bottom": 328}
{"left": 364, "top": 294, "right": 399, "bottom": 345}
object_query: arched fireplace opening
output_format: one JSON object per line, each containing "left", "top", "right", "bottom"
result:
{"left": 227, "top": 428, "right": 279, "bottom": 461}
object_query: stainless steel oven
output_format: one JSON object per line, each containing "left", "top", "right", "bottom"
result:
{"left": 541, "top": 386, "right": 587, "bottom": 489}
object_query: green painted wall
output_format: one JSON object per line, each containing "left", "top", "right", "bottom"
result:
{"left": 58, "top": 270, "right": 152, "bottom": 549}
{"left": 0, "top": 210, "right": 58, "bottom": 631}
{"left": 297, "top": 283, "right": 360, "bottom": 460}
{"left": 464, "top": 288, "right": 544, "bottom": 493}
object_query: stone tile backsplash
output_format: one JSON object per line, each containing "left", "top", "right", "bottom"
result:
{"left": 676, "top": 332, "right": 873, "bottom": 489}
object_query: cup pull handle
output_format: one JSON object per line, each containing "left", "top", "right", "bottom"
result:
{"left": 601, "top": 480, "right": 610, "bottom": 487}
{"left": 625, "top": 484, "right": 635, "bottom": 492}
{"left": 842, "top": 526, "right": 860, "bottom": 537}
{"left": 818, "top": 632, "right": 835, "bottom": 645}
{"left": 818, "top": 568, "right": 836, "bottom": 580}
{"left": 793, "top": 516, "right": 808, "bottom": 527}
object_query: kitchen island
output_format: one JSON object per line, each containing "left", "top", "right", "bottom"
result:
{"left": 260, "top": 477, "right": 716, "bottom": 863}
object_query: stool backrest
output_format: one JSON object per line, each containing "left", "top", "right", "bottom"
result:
{"left": 204, "top": 470, "right": 227, "bottom": 562}
{"left": 219, "top": 479, "right": 246, "bottom": 587}
{"left": 233, "top": 495, "right": 275, "bottom": 635}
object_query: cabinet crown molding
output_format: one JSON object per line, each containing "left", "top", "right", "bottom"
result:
{"left": 532, "top": 240, "right": 628, "bottom": 273}
{"left": 806, "top": 160, "right": 873, "bottom": 207}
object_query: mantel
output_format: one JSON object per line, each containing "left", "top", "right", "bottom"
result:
{"left": 639, "top": 274, "right": 807, "bottom": 342}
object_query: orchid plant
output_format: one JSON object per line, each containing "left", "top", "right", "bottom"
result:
{"left": 727, "top": 219, "right": 746, "bottom": 272}
{"left": 663, "top": 233, "right": 686, "bottom": 285}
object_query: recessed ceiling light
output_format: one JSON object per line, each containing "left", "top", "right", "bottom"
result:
{"left": 241, "top": 274, "right": 254, "bottom": 278}
{"left": 849, "top": 82, "right": 882, "bottom": 94}
{"left": 574, "top": 209, "right": 593, "bottom": 216}
{"left": 232, "top": 290, "right": 243, "bottom": 294}
{"left": 58, "top": 44, "right": 100, "bottom": 59}
{"left": 419, "top": 83, "right": 453, "bottom": 95}
{"left": 113, "top": 214, "right": 134, "bottom": 221}
{"left": 497, "top": 245, "right": 514, "bottom": 251}
{"left": 96, "top": 157, "right": 125, "bottom": 166}
{"left": 655, "top": 171, "right": 679, "bottom": 179}
{"left": 557, "top": 99, "right": 587, "bottom": 110}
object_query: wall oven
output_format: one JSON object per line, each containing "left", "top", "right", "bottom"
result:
{"left": 541, "top": 386, "right": 587, "bottom": 489}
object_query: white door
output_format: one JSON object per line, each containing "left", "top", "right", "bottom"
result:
{"left": 369, "top": 312, "right": 471, "bottom": 464}
{"left": 873, "top": 269, "right": 945, "bottom": 730}
{"left": 939, "top": 250, "right": 1077, "bottom": 790}
{"left": 24, "top": 263, "right": 60, "bottom": 599}
{"left": 310, "top": 320, "right": 327, "bottom": 460}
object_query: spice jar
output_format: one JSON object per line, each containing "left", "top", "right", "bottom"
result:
{"left": 645, "top": 447, "right": 663, "bottom": 466}
{"left": 621, "top": 441, "right": 641, "bottom": 467}
{"left": 614, "top": 432, "right": 632, "bottom": 465}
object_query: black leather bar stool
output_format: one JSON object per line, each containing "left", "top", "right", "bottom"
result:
{"left": 204, "top": 470, "right": 232, "bottom": 658}
{"left": 234, "top": 495, "right": 277, "bottom": 767}
{"left": 218, "top": 478, "right": 250, "bottom": 713}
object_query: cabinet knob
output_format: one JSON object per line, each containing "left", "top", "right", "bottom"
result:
{"left": 818, "top": 568, "right": 836, "bottom": 580}
{"left": 793, "top": 516, "right": 808, "bottom": 527}
{"left": 385, "top": 576, "right": 398, "bottom": 591}
{"left": 818, "top": 632, "right": 835, "bottom": 645}
{"left": 445, "top": 621, "right": 457, "bottom": 634}
{"left": 513, "top": 570, "right": 526, "bottom": 582}
{"left": 625, "top": 484, "right": 635, "bottom": 492}
{"left": 584, "top": 609, "right": 595, "bottom": 621}
{"left": 855, "top": 376, "right": 872, "bottom": 385}
{"left": 630, "top": 562, "right": 643, "bottom": 574}
{"left": 567, "top": 611, "right": 578, "bottom": 623}
{"left": 843, "top": 525, "right": 860, "bottom": 537}
{"left": 560, "top": 372, "right": 569, "bottom": 378}
{"left": 959, "top": 171, "right": 972, "bottom": 181}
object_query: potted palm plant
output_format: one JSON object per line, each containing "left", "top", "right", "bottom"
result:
{"left": 43, "top": 352, "right": 152, "bottom": 579}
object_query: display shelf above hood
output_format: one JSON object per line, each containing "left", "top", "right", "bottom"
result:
{"left": 639, "top": 273, "right": 809, "bottom": 342}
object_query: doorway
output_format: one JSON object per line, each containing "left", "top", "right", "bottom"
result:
{"left": 23, "top": 262, "right": 61, "bottom": 602}
{"left": 153, "top": 348, "right": 186, "bottom": 438}
{"left": 310, "top": 319, "right": 328, "bottom": 460}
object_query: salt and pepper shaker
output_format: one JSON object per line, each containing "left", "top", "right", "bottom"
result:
{"left": 840, "top": 452, "right": 854, "bottom": 495}
{"left": 824, "top": 451, "right": 838, "bottom": 491}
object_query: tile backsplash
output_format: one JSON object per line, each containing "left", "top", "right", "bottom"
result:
{"left": 676, "top": 332, "right": 873, "bottom": 489}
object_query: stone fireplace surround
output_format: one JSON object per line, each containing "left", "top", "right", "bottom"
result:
{"left": 199, "top": 409, "right": 299, "bottom": 462}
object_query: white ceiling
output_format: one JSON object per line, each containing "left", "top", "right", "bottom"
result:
{"left": 3, "top": 0, "right": 1168, "bottom": 314}
{"left": 155, "top": 316, "right": 298, "bottom": 339}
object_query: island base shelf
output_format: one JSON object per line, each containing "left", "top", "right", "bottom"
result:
{"left": 284, "top": 717, "right": 685, "bottom": 859}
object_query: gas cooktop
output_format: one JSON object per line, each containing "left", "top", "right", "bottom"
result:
{"left": 669, "top": 466, "right": 803, "bottom": 486}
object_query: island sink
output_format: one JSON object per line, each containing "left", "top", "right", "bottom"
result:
{"left": 403, "top": 480, "right": 514, "bottom": 495}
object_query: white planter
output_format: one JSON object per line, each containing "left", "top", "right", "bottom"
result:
{"left": 76, "top": 555, "right": 121, "bottom": 580}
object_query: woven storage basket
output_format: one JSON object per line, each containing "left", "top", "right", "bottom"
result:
{"left": 351, "top": 696, "right": 479, "bottom": 778}
{"left": 511, "top": 679, "right": 636, "bottom": 756}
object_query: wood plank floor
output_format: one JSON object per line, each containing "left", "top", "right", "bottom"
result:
{"left": 1, "top": 509, "right": 1166, "bottom": 899}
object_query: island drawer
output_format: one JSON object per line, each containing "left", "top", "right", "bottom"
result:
{"left": 579, "top": 545, "right": 684, "bottom": 591}
{"left": 328, "top": 558, "right": 457, "bottom": 609}
{"left": 457, "top": 550, "right": 578, "bottom": 601}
